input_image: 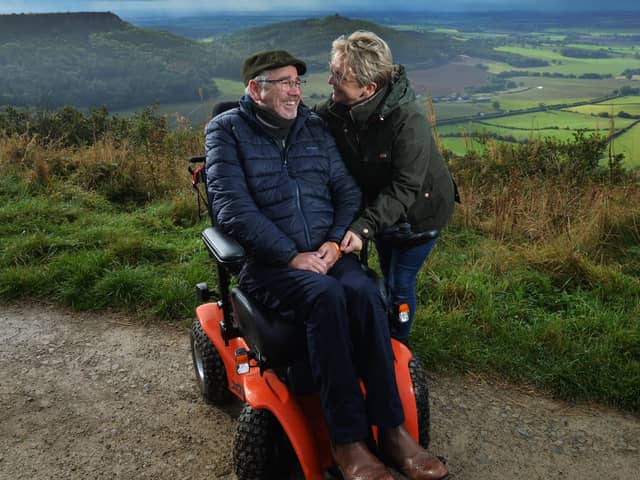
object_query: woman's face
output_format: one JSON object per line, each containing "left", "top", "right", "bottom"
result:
{"left": 328, "top": 58, "right": 376, "bottom": 106}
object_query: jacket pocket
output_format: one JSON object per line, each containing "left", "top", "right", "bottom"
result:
{"left": 407, "top": 170, "right": 455, "bottom": 230}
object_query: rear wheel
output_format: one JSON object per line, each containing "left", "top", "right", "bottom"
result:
{"left": 190, "top": 320, "right": 233, "bottom": 405}
{"left": 409, "top": 356, "right": 431, "bottom": 448}
{"left": 233, "top": 404, "right": 299, "bottom": 480}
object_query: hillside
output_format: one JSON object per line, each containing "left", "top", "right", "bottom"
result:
{"left": 0, "top": 12, "right": 559, "bottom": 109}
{"left": 0, "top": 12, "right": 220, "bottom": 109}
{"left": 218, "top": 14, "right": 460, "bottom": 72}
{"left": 193, "top": 14, "right": 548, "bottom": 77}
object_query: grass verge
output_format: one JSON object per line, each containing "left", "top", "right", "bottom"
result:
{"left": 1, "top": 123, "right": 638, "bottom": 413}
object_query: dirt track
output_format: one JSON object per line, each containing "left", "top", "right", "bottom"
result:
{"left": 1, "top": 303, "right": 639, "bottom": 480}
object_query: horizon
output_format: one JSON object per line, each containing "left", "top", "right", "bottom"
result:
{"left": 2, "top": 0, "right": 640, "bottom": 16}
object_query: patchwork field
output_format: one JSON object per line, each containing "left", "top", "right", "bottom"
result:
{"left": 491, "top": 76, "right": 633, "bottom": 110}
{"left": 438, "top": 95, "right": 640, "bottom": 164}
{"left": 110, "top": 23, "right": 640, "bottom": 169}
{"left": 611, "top": 123, "right": 640, "bottom": 168}
{"left": 492, "top": 46, "right": 640, "bottom": 76}
{"left": 567, "top": 96, "right": 640, "bottom": 116}
{"left": 432, "top": 102, "right": 497, "bottom": 120}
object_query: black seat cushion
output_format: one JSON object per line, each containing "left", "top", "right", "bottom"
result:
{"left": 230, "top": 287, "right": 308, "bottom": 370}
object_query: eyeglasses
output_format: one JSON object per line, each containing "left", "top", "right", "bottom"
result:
{"left": 258, "top": 78, "right": 306, "bottom": 90}
{"left": 329, "top": 67, "right": 346, "bottom": 83}
{"left": 329, "top": 66, "right": 360, "bottom": 85}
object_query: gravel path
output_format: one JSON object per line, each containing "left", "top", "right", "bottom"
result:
{"left": 1, "top": 303, "right": 639, "bottom": 480}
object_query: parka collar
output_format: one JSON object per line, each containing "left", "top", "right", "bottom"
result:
{"left": 348, "top": 84, "right": 389, "bottom": 128}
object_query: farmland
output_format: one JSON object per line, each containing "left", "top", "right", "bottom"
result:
{"left": 406, "top": 26, "right": 640, "bottom": 165}
{"left": 410, "top": 60, "right": 490, "bottom": 97}
{"left": 567, "top": 95, "right": 640, "bottom": 116}
{"left": 109, "top": 12, "right": 640, "bottom": 167}
{"left": 612, "top": 123, "right": 640, "bottom": 168}
{"left": 437, "top": 98, "right": 639, "bottom": 159}
{"left": 492, "top": 46, "right": 640, "bottom": 76}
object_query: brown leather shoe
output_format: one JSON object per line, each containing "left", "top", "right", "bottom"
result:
{"left": 378, "top": 426, "right": 449, "bottom": 480}
{"left": 332, "top": 441, "right": 394, "bottom": 480}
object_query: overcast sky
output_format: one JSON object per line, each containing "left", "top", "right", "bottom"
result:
{"left": 1, "top": 0, "right": 639, "bottom": 15}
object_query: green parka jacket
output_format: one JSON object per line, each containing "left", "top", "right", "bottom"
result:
{"left": 315, "top": 65, "right": 457, "bottom": 241}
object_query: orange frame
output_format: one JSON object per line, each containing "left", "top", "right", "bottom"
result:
{"left": 196, "top": 302, "right": 419, "bottom": 480}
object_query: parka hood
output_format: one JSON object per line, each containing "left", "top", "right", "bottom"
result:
{"left": 378, "top": 64, "right": 416, "bottom": 118}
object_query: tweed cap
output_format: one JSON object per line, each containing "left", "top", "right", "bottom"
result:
{"left": 241, "top": 50, "right": 306, "bottom": 85}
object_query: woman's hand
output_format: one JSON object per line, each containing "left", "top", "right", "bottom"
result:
{"left": 317, "top": 241, "right": 341, "bottom": 271}
{"left": 340, "top": 230, "right": 363, "bottom": 254}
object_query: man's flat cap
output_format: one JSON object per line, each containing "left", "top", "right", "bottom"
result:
{"left": 241, "top": 50, "right": 306, "bottom": 85}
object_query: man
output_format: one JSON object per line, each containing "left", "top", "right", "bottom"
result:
{"left": 205, "top": 50, "right": 448, "bottom": 480}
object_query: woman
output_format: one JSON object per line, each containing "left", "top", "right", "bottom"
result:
{"left": 315, "top": 31, "right": 458, "bottom": 344}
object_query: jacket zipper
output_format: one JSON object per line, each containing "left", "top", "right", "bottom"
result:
{"left": 331, "top": 109, "right": 364, "bottom": 160}
{"left": 278, "top": 138, "right": 312, "bottom": 250}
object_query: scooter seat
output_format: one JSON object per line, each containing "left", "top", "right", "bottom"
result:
{"left": 231, "top": 287, "right": 309, "bottom": 371}
{"left": 231, "top": 287, "right": 318, "bottom": 394}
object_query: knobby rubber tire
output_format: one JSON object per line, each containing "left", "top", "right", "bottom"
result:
{"left": 409, "top": 356, "right": 431, "bottom": 448}
{"left": 233, "top": 404, "right": 299, "bottom": 480}
{"left": 190, "top": 319, "right": 233, "bottom": 405}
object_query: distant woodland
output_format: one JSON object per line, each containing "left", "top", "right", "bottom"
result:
{"left": 0, "top": 13, "right": 221, "bottom": 109}
{"left": 0, "top": 12, "right": 551, "bottom": 110}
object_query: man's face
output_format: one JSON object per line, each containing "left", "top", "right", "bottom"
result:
{"left": 328, "top": 58, "right": 372, "bottom": 106}
{"left": 251, "top": 65, "right": 302, "bottom": 119}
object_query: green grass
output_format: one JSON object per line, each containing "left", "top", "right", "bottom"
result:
{"left": 611, "top": 123, "right": 640, "bottom": 168}
{"left": 411, "top": 228, "right": 640, "bottom": 411}
{"left": 440, "top": 124, "right": 578, "bottom": 143}
{"left": 2, "top": 162, "right": 639, "bottom": 411}
{"left": 214, "top": 77, "right": 247, "bottom": 99}
{"left": 433, "top": 102, "right": 497, "bottom": 120}
{"left": 437, "top": 105, "right": 639, "bottom": 166}
{"left": 491, "top": 76, "right": 632, "bottom": 109}
{"left": 438, "top": 136, "right": 478, "bottom": 156}
{"left": 0, "top": 176, "right": 212, "bottom": 320}
{"left": 568, "top": 96, "right": 640, "bottom": 116}
{"left": 302, "top": 71, "right": 333, "bottom": 103}
{"left": 483, "top": 109, "right": 633, "bottom": 130}
{"left": 493, "top": 45, "right": 640, "bottom": 76}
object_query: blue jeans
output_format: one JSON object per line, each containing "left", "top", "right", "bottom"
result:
{"left": 375, "top": 236, "right": 438, "bottom": 342}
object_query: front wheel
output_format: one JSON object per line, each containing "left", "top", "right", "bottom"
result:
{"left": 190, "top": 319, "right": 233, "bottom": 405}
{"left": 409, "top": 356, "right": 431, "bottom": 448}
{"left": 233, "top": 404, "right": 300, "bottom": 480}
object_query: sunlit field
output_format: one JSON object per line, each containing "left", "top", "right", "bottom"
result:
{"left": 611, "top": 123, "right": 640, "bottom": 167}
{"left": 493, "top": 46, "right": 640, "bottom": 76}
{"left": 433, "top": 102, "right": 497, "bottom": 120}
{"left": 491, "top": 77, "right": 634, "bottom": 110}
{"left": 568, "top": 96, "right": 640, "bottom": 116}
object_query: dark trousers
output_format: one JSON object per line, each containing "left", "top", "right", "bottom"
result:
{"left": 238, "top": 253, "right": 405, "bottom": 444}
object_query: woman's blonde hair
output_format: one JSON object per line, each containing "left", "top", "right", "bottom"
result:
{"left": 331, "top": 31, "right": 393, "bottom": 88}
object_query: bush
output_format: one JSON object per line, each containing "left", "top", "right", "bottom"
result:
{"left": 0, "top": 105, "right": 202, "bottom": 205}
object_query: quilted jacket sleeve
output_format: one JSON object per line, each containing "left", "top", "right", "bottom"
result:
{"left": 205, "top": 116, "right": 298, "bottom": 266}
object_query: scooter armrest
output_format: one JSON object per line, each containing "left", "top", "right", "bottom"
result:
{"left": 202, "top": 227, "right": 246, "bottom": 265}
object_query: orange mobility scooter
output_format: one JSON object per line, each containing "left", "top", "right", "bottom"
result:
{"left": 188, "top": 155, "right": 433, "bottom": 480}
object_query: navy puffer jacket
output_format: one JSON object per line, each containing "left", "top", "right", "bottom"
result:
{"left": 205, "top": 96, "right": 362, "bottom": 267}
